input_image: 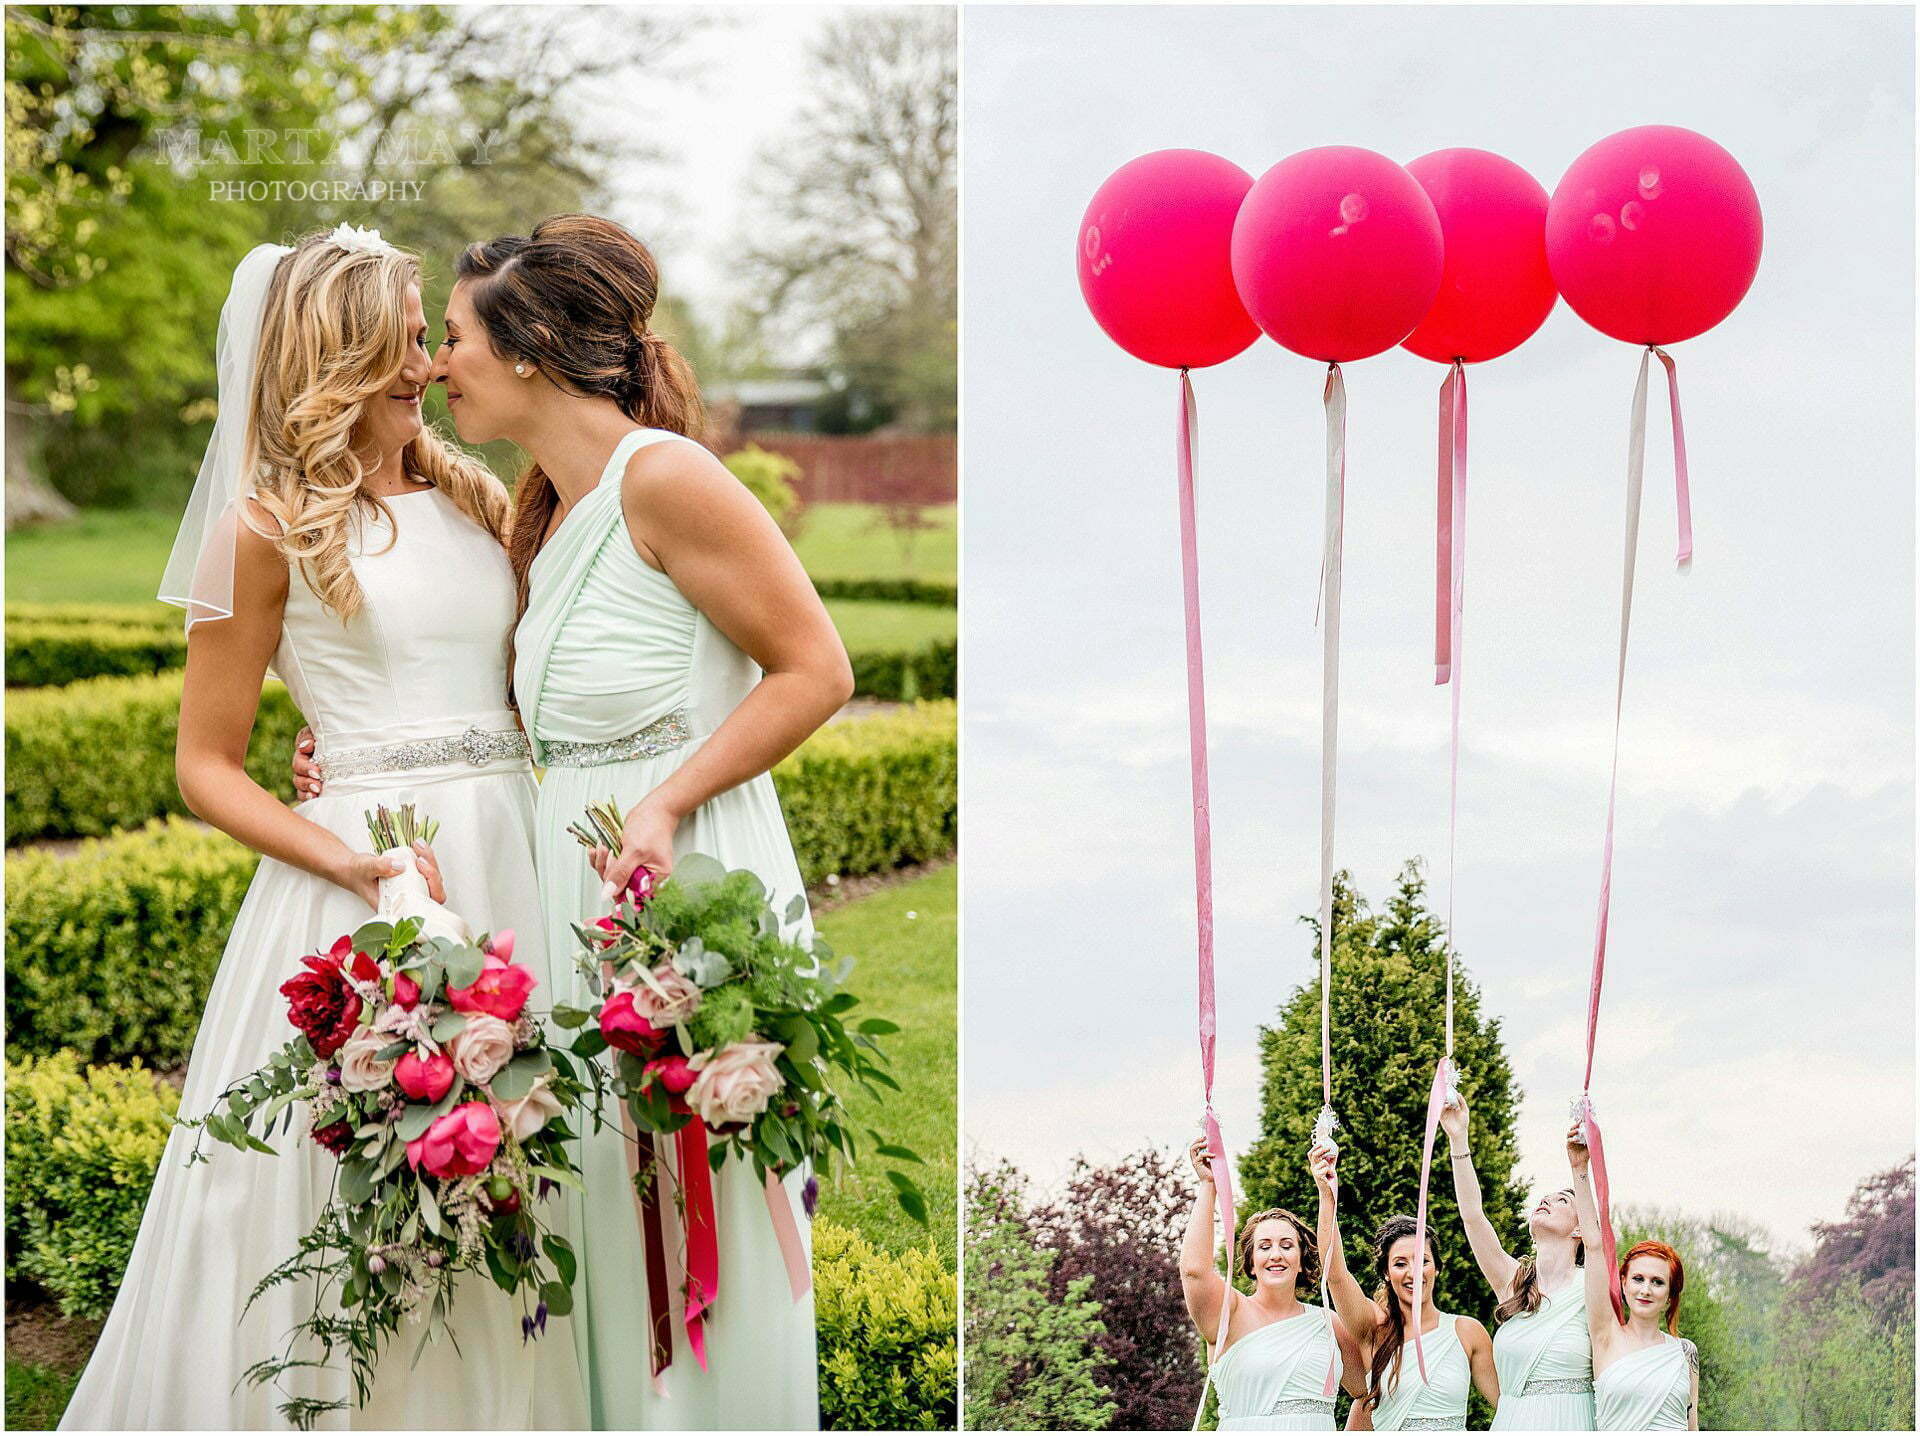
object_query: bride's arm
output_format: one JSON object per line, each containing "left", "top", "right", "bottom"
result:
{"left": 594, "top": 441, "right": 854, "bottom": 895}
{"left": 176, "top": 511, "right": 410, "bottom": 909}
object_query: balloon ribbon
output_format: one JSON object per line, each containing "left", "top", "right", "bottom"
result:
{"left": 1582, "top": 346, "right": 1692, "bottom": 1322}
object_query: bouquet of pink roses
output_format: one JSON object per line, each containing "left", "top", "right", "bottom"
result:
{"left": 555, "top": 799, "right": 925, "bottom": 1389}
{"left": 185, "top": 805, "right": 586, "bottom": 1429}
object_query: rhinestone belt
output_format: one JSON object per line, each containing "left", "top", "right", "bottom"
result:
{"left": 1262, "top": 1397, "right": 1335, "bottom": 1417}
{"left": 1401, "top": 1420, "right": 1460, "bottom": 1430}
{"left": 316, "top": 725, "right": 531, "bottom": 781}
{"left": 540, "top": 708, "right": 693, "bottom": 767}
{"left": 1521, "top": 1377, "right": 1594, "bottom": 1396}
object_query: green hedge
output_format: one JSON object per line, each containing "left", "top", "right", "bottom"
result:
{"left": 815, "top": 1220, "right": 958, "bottom": 1430}
{"left": 851, "top": 639, "right": 957, "bottom": 703}
{"left": 4, "top": 1053, "right": 179, "bottom": 1319}
{"left": 6, "top": 670, "right": 303, "bottom": 844}
{"left": 6, "top": 704, "right": 955, "bottom": 1067}
{"left": 815, "top": 577, "right": 956, "bottom": 606}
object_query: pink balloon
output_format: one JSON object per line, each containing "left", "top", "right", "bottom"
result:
{"left": 1546, "top": 125, "right": 1762, "bottom": 346}
{"left": 1231, "top": 146, "right": 1444, "bottom": 363}
{"left": 1402, "top": 148, "right": 1557, "bottom": 365}
{"left": 1077, "top": 149, "right": 1260, "bottom": 369}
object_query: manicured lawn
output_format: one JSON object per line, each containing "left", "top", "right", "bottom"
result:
{"left": 790, "top": 503, "right": 956, "bottom": 584}
{"left": 825, "top": 598, "right": 955, "bottom": 651}
{"left": 6, "top": 502, "right": 956, "bottom": 601}
{"left": 813, "top": 864, "right": 957, "bottom": 1266}
{"left": 5, "top": 1357, "right": 82, "bottom": 1431}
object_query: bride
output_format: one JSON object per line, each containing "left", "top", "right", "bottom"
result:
{"left": 60, "top": 228, "right": 587, "bottom": 1430}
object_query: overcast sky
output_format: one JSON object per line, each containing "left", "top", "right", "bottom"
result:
{"left": 961, "top": 4, "right": 1914, "bottom": 1253}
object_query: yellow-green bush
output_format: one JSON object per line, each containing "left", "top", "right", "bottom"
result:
{"left": 7, "top": 708, "right": 955, "bottom": 1066}
{"left": 723, "top": 444, "right": 802, "bottom": 533}
{"left": 6, "top": 670, "right": 303, "bottom": 843}
{"left": 3, "top": 1053, "right": 180, "bottom": 1318}
{"left": 815, "top": 1219, "right": 958, "bottom": 1430}
{"left": 777, "top": 701, "right": 957, "bottom": 884}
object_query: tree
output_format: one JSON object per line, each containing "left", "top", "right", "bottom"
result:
{"left": 1027, "top": 1150, "right": 1204, "bottom": 1430}
{"left": 744, "top": 8, "right": 955, "bottom": 434}
{"left": 1240, "top": 863, "right": 1528, "bottom": 1333}
{"left": 1793, "top": 1154, "right": 1914, "bottom": 1329}
{"left": 964, "top": 1162, "right": 1117, "bottom": 1431}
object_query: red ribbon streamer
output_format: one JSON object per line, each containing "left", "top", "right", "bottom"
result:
{"left": 635, "top": 1136, "right": 674, "bottom": 1381}
{"left": 677, "top": 1121, "right": 719, "bottom": 1371}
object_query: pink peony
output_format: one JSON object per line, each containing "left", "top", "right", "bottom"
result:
{"left": 687, "top": 1039, "right": 785, "bottom": 1128}
{"left": 627, "top": 964, "right": 702, "bottom": 1027}
{"left": 394, "top": 1049, "right": 454, "bottom": 1103}
{"left": 391, "top": 971, "right": 421, "bottom": 1009}
{"left": 487, "top": 930, "right": 516, "bottom": 963}
{"left": 644, "top": 1054, "right": 697, "bottom": 1094}
{"left": 405, "top": 1102, "right": 501, "bottom": 1178}
{"left": 598, "top": 990, "right": 662, "bottom": 1056}
{"left": 447, "top": 952, "right": 537, "bottom": 1022}
{"left": 448, "top": 1014, "right": 515, "bottom": 1085}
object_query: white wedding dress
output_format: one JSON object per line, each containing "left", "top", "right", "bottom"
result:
{"left": 61, "top": 491, "right": 588, "bottom": 1431}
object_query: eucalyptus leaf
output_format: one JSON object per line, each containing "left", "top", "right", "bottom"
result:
{"left": 443, "top": 945, "right": 485, "bottom": 991}
{"left": 338, "top": 1159, "right": 376, "bottom": 1205}
{"left": 550, "top": 1004, "right": 590, "bottom": 1030}
{"left": 419, "top": 1179, "right": 443, "bottom": 1237}
{"left": 430, "top": 1011, "right": 469, "bottom": 1043}
{"left": 376, "top": 1040, "right": 412, "bottom": 1062}
{"left": 395, "top": 1103, "right": 439, "bottom": 1141}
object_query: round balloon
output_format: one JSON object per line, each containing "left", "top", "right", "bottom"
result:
{"left": 1231, "top": 146, "right": 1444, "bottom": 363}
{"left": 1546, "top": 125, "right": 1762, "bottom": 346}
{"left": 1077, "top": 149, "right": 1260, "bottom": 369}
{"left": 1402, "top": 148, "right": 1556, "bottom": 364}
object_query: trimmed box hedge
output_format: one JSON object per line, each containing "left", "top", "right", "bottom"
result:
{"left": 815, "top": 577, "right": 956, "bottom": 606}
{"left": 850, "top": 639, "right": 957, "bottom": 704}
{"left": 5, "top": 703, "right": 955, "bottom": 1068}
{"left": 7, "top": 620, "right": 190, "bottom": 687}
{"left": 6, "top": 670, "right": 303, "bottom": 843}
{"left": 815, "top": 1221, "right": 958, "bottom": 1430}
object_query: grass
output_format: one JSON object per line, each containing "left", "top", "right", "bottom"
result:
{"left": 5, "top": 502, "right": 957, "bottom": 604}
{"left": 5, "top": 1357, "right": 83, "bottom": 1431}
{"left": 813, "top": 863, "right": 957, "bottom": 1267}
{"left": 825, "top": 598, "right": 955, "bottom": 650}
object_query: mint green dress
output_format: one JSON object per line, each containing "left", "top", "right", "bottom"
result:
{"left": 516, "top": 428, "right": 817, "bottom": 1430}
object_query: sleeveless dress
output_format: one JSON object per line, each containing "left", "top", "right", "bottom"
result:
{"left": 1491, "top": 1278, "right": 1596, "bottom": 1430}
{"left": 1594, "top": 1337, "right": 1693, "bottom": 1431}
{"left": 1212, "top": 1304, "right": 1341, "bottom": 1431}
{"left": 514, "top": 428, "right": 817, "bottom": 1430}
{"left": 1371, "top": 1314, "right": 1471, "bottom": 1431}
{"left": 61, "top": 490, "right": 588, "bottom": 1430}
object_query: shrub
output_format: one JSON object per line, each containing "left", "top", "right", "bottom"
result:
{"left": 6, "top": 670, "right": 303, "bottom": 843}
{"left": 814, "top": 1220, "right": 957, "bottom": 1430}
{"left": 5, "top": 603, "right": 179, "bottom": 632}
{"left": 724, "top": 444, "right": 802, "bottom": 533}
{"left": 850, "top": 639, "right": 956, "bottom": 703}
{"left": 4, "top": 1053, "right": 180, "bottom": 1318}
{"left": 6, "top": 707, "right": 956, "bottom": 1065}
{"left": 777, "top": 701, "right": 957, "bottom": 884}
{"left": 7, "top": 620, "right": 188, "bottom": 686}
{"left": 814, "top": 577, "right": 956, "bottom": 606}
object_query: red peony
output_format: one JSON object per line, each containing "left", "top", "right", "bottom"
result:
{"left": 281, "top": 945, "right": 365, "bottom": 1057}
{"left": 644, "top": 1053, "right": 697, "bottom": 1094}
{"left": 599, "top": 990, "right": 662, "bottom": 1056}
{"left": 394, "top": 1049, "right": 454, "bottom": 1103}
{"left": 312, "top": 1119, "right": 354, "bottom": 1155}
{"left": 447, "top": 953, "right": 537, "bottom": 1023}
{"left": 392, "top": 971, "right": 421, "bottom": 1009}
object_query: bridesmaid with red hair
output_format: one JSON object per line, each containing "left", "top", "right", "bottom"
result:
{"left": 1566, "top": 1125, "right": 1699, "bottom": 1431}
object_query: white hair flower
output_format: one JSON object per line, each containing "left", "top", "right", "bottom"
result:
{"left": 327, "top": 222, "right": 396, "bottom": 256}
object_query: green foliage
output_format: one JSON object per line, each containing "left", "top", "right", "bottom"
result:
{"left": 1762, "top": 1278, "right": 1915, "bottom": 1430}
{"left": 723, "top": 444, "right": 802, "bottom": 532}
{"left": 814, "top": 1219, "right": 957, "bottom": 1430}
{"left": 1240, "top": 864, "right": 1527, "bottom": 1329}
{"left": 776, "top": 701, "right": 957, "bottom": 884}
{"left": 964, "top": 1163, "right": 1116, "bottom": 1430}
{"left": 6, "top": 1357, "right": 84, "bottom": 1432}
{"left": 4, "top": 1053, "right": 180, "bottom": 1318}
{"left": 850, "top": 639, "right": 956, "bottom": 703}
{"left": 7, "top": 619, "right": 187, "bottom": 685}
{"left": 815, "top": 577, "right": 956, "bottom": 606}
{"left": 6, "top": 709, "right": 955, "bottom": 1066}
{"left": 5, "top": 669, "right": 303, "bottom": 842}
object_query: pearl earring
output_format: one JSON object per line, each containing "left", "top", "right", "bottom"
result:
{"left": 514, "top": 363, "right": 529, "bottom": 376}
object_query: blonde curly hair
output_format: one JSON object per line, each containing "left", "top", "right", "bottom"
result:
{"left": 244, "top": 230, "right": 508, "bottom": 620}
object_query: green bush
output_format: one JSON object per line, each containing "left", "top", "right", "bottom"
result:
{"left": 6, "top": 670, "right": 304, "bottom": 843}
{"left": 8, "top": 620, "right": 189, "bottom": 686}
{"left": 5, "top": 603, "right": 179, "bottom": 631}
{"left": 3, "top": 1053, "right": 179, "bottom": 1318}
{"left": 814, "top": 1219, "right": 957, "bottom": 1431}
{"left": 851, "top": 640, "right": 956, "bottom": 702}
{"left": 723, "top": 444, "right": 802, "bottom": 533}
{"left": 777, "top": 701, "right": 957, "bottom": 884}
{"left": 814, "top": 577, "right": 956, "bottom": 606}
{"left": 6, "top": 706, "right": 956, "bottom": 1066}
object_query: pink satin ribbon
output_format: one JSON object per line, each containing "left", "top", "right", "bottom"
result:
{"left": 1582, "top": 346, "right": 1691, "bottom": 1322}
{"left": 764, "top": 1170, "right": 812, "bottom": 1301}
{"left": 678, "top": 1121, "right": 719, "bottom": 1371}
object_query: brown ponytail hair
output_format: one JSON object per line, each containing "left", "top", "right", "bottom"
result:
{"left": 453, "top": 214, "right": 705, "bottom": 641}
{"left": 1363, "top": 1214, "right": 1433, "bottom": 1412}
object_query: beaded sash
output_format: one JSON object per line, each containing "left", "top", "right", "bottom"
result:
{"left": 539, "top": 708, "right": 693, "bottom": 768}
{"left": 316, "top": 725, "right": 529, "bottom": 781}
{"left": 1521, "top": 1377, "right": 1595, "bottom": 1396}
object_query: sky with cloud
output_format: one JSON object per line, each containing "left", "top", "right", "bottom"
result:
{"left": 960, "top": 3, "right": 1913, "bottom": 1252}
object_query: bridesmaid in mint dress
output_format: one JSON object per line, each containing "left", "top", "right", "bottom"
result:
{"left": 434, "top": 216, "right": 853, "bottom": 1429}
{"left": 1568, "top": 1126, "right": 1699, "bottom": 1431}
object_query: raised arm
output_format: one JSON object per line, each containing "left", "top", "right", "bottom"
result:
{"left": 1180, "top": 1136, "right": 1230, "bottom": 1345}
{"left": 1440, "top": 1094, "right": 1521, "bottom": 1299}
{"left": 1460, "top": 1316, "right": 1501, "bottom": 1411}
{"left": 596, "top": 440, "right": 854, "bottom": 896}
{"left": 1312, "top": 1142, "right": 1379, "bottom": 1355}
{"left": 1566, "top": 1121, "right": 1619, "bottom": 1362}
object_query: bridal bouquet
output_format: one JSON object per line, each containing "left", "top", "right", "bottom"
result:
{"left": 558, "top": 799, "right": 925, "bottom": 1383}
{"left": 184, "top": 805, "right": 586, "bottom": 1428}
